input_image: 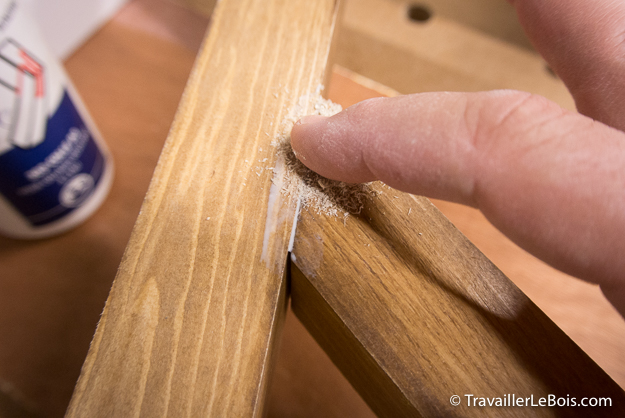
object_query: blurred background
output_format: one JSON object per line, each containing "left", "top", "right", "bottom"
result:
{"left": 0, "top": 0, "right": 623, "bottom": 417}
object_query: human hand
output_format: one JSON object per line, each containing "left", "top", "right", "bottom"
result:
{"left": 290, "top": 0, "right": 625, "bottom": 316}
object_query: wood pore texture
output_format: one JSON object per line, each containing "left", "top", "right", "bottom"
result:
{"left": 65, "top": 0, "right": 340, "bottom": 416}
{"left": 291, "top": 181, "right": 625, "bottom": 417}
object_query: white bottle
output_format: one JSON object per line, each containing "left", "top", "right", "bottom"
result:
{"left": 0, "top": 0, "right": 113, "bottom": 239}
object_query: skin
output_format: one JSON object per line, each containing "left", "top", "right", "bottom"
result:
{"left": 290, "top": 0, "right": 625, "bottom": 317}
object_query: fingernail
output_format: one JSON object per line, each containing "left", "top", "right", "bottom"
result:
{"left": 297, "top": 115, "right": 327, "bottom": 125}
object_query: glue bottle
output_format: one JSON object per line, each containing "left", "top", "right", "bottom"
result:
{"left": 0, "top": 0, "right": 113, "bottom": 239}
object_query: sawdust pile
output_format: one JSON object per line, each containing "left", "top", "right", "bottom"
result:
{"left": 272, "top": 90, "right": 373, "bottom": 218}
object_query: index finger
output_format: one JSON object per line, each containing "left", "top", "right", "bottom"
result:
{"left": 291, "top": 91, "right": 625, "bottom": 311}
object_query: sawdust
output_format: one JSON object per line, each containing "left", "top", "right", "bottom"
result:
{"left": 272, "top": 88, "right": 373, "bottom": 219}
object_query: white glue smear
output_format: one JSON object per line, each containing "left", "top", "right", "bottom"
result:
{"left": 261, "top": 155, "right": 286, "bottom": 266}
{"left": 287, "top": 196, "right": 301, "bottom": 252}
{"left": 272, "top": 88, "right": 373, "bottom": 219}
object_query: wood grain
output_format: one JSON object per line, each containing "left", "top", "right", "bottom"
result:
{"left": 290, "top": 182, "right": 625, "bottom": 417}
{"left": 66, "top": 0, "right": 340, "bottom": 416}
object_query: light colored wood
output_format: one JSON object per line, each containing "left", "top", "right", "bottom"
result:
{"left": 66, "top": 0, "right": 340, "bottom": 416}
{"left": 177, "top": 0, "right": 534, "bottom": 50}
{"left": 336, "top": 0, "right": 575, "bottom": 110}
{"left": 290, "top": 181, "right": 625, "bottom": 417}
{"left": 403, "top": 0, "right": 534, "bottom": 51}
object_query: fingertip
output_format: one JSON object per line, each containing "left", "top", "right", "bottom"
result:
{"left": 290, "top": 110, "right": 373, "bottom": 183}
{"left": 291, "top": 114, "right": 326, "bottom": 152}
{"left": 290, "top": 114, "right": 328, "bottom": 165}
{"left": 296, "top": 114, "right": 328, "bottom": 126}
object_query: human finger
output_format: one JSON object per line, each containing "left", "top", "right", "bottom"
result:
{"left": 509, "top": 0, "right": 625, "bottom": 131}
{"left": 291, "top": 92, "right": 625, "bottom": 314}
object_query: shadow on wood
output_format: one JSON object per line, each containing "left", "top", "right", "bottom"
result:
{"left": 291, "top": 183, "right": 625, "bottom": 417}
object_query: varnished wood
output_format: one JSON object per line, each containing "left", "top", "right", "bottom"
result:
{"left": 290, "top": 182, "right": 625, "bottom": 417}
{"left": 66, "top": 0, "right": 340, "bottom": 416}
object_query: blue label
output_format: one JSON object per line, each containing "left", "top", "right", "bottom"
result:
{"left": 0, "top": 90, "right": 105, "bottom": 226}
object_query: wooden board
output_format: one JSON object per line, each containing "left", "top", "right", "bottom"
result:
{"left": 66, "top": 0, "right": 340, "bottom": 416}
{"left": 395, "top": 0, "right": 534, "bottom": 51}
{"left": 290, "top": 182, "right": 625, "bottom": 417}
{"left": 336, "top": 0, "right": 575, "bottom": 110}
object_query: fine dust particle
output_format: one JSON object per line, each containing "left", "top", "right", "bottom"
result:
{"left": 408, "top": 208, "right": 412, "bottom": 215}
{"left": 273, "top": 87, "right": 374, "bottom": 218}
{"left": 206, "top": 217, "right": 210, "bottom": 220}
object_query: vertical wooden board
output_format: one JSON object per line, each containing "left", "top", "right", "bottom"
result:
{"left": 66, "top": 0, "right": 340, "bottom": 416}
{"left": 290, "top": 183, "right": 625, "bottom": 417}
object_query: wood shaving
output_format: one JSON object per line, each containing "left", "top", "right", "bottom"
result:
{"left": 272, "top": 88, "right": 373, "bottom": 218}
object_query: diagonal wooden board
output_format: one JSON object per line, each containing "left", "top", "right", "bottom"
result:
{"left": 66, "top": 0, "right": 340, "bottom": 416}
{"left": 291, "top": 182, "right": 625, "bottom": 417}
